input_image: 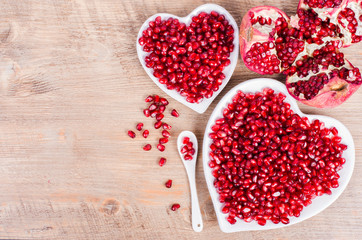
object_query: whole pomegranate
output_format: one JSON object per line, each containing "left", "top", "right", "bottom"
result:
{"left": 240, "top": 0, "right": 362, "bottom": 108}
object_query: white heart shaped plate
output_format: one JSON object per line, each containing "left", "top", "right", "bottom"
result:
{"left": 203, "top": 78, "right": 355, "bottom": 232}
{"left": 136, "top": 4, "right": 239, "bottom": 114}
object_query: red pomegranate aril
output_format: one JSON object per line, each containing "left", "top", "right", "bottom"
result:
{"left": 165, "top": 179, "right": 172, "bottom": 188}
{"left": 209, "top": 89, "right": 347, "bottom": 226}
{"left": 149, "top": 103, "right": 157, "bottom": 111}
{"left": 163, "top": 123, "right": 172, "bottom": 130}
{"left": 143, "top": 109, "right": 151, "bottom": 117}
{"left": 184, "top": 154, "right": 193, "bottom": 160}
{"left": 159, "top": 137, "right": 169, "bottom": 144}
{"left": 128, "top": 130, "right": 136, "bottom": 138}
{"left": 162, "top": 130, "right": 171, "bottom": 138}
{"left": 171, "top": 109, "right": 180, "bottom": 117}
{"left": 157, "top": 143, "right": 166, "bottom": 152}
{"left": 154, "top": 121, "right": 163, "bottom": 129}
{"left": 159, "top": 157, "right": 167, "bottom": 167}
{"left": 145, "top": 95, "right": 154, "bottom": 102}
{"left": 156, "top": 113, "right": 164, "bottom": 121}
{"left": 143, "top": 144, "right": 152, "bottom": 151}
{"left": 183, "top": 137, "right": 190, "bottom": 144}
{"left": 171, "top": 203, "right": 180, "bottom": 211}
{"left": 142, "top": 130, "right": 150, "bottom": 138}
{"left": 136, "top": 123, "right": 144, "bottom": 131}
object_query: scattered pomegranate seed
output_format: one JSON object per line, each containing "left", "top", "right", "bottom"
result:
{"left": 136, "top": 123, "right": 144, "bottom": 131}
{"left": 165, "top": 179, "right": 172, "bottom": 188}
{"left": 154, "top": 95, "right": 160, "bottom": 103}
{"left": 171, "top": 203, "right": 180, "bottom": 211}
{"left": 142, "top": 130, "right": 149, "bottom": 138}
{"left": 171, "top": 109, "right": 179, "bottom": 117}
{"left": 159, "top": 138, "right": 169, "bottom": 144}
{"left": 143, "top": 109, "right": 150, "bottom": 117}
{"left": 162, "top": 130, "right": 171, "bottom": 138}
{"left": 156, "top": 113, "right": 164, "bottom": 121}
{"left": 127, "top": 130, "right": 136, "bottom": 138}
{"left": 143, "top": 144, "right": 152, "bottom": 151}
{"left": 209, "top": 89, "right": 348, "bottom": 226}
{"left": 163, "top": 123, "right": 172, "bottom": 130}
{"left": 154, "top": 121, "right": 162, "bottom": 129}
{"left": 145, "top": 95, "right": 154, "bottom": 102}
{"left": 159, "top": 157, "right": 166, "bottom": 167}
{"left": 157, "top": 143, "right": 166, "bottom": 152}
{"left": 160, "top": 98, "right": 169, "bottom": 105}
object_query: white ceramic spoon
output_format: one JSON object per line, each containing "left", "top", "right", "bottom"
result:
{"left": 177, "top": 131, "right": 203, "bottom": 232}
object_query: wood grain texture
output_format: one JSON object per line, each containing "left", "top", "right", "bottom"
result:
{"left": 0, "top": 0, "right": 361, "bottom": 239}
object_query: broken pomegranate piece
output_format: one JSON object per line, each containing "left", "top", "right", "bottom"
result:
{"left": 208, "top": 89, "right": 347, "bottom": 225}
{"left": 240, "top": 1, "right": 362, "bottom": 108}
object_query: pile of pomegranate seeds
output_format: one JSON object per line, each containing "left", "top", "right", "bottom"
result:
{"left": 142, "top": 94, "right": 177, "bottom": 152}
{"left": 180, "top": 137, "right": 196, "bottom": 161}
{"left": 138, "top": 11, "right": 235, "bottom": 103}
{"left": 208, "top": 88, "right": 347, "bottom": 226}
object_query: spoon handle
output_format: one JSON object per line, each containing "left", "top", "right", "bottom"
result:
{"left": 187, "top": 169, "right": 203, "bottom": 232}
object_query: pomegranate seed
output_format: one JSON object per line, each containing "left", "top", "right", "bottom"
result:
{"left": 154, "top": 121, "right": 162, "bottom": 129}
{"left": 145, "top": 95, "right": 154, "bottom": 102}
{"left": 156, "top": 113, "right": 164, "bottom": 121}
{"left": 159, "top": 137, "right": 169, "bottom": 144}
{"left": 157, "top": 143, "right": 166, "bottom": 152}
{"left": 136, "top": 123, "right": 144, "bottom": 131}
{"left": 165, "top": 179, "right": 172, "bottom": 188}
{"left": 184, "top": 154, "right": 193, "bottom": 160}
{"left": 171, "top": 203, "right": 180, "bottom": 211}
{"left": 160, "top": 98, "right": 169, "bottom": 105}
{"left": 159, "top": 157, "right": 166, "bottom": 167}
{"left": 162, "top": 130, "right": 171, "bottom": 138}
{"left": 143, "top": 130, "right": 149, "bottom": 138}
{"left": 171, "top": 109, "right": 179, "bottom": 117}
{"left": 183, "top": 137, "right": 190, "bottom": 144}
{"left": 143, "top": 109, "right": 150, "bottom": 117}
{"left": 127, "top": 130, "right": 136, "bottom": 138}
{"left": 143, "top": 144, "right": 152, "bottom": 151}
{"left": 163, "top": 123, "right": 172, "bottom": 130}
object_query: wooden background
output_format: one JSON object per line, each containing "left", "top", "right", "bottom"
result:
{"left": 0, "top": 0, "right": 361, "bottom": 239}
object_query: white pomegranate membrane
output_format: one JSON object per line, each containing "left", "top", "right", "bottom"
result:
{"left": 240, "top": 0, "right": 362, "bottom": 108}
{"left": 181, "top": 137, "right": 196, "bottom": 160}
{"left": 208, "top": 88, "right": 347, "bottom": 226}
{"left": 138, "top": 12, "right": 235, "bottom": 104}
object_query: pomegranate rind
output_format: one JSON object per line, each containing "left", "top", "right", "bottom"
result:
{"left": 240, "top": 6, "right": 290, "bottom": 75}
{"left": 286, "top": 60, "right": 362, "bottom": 108}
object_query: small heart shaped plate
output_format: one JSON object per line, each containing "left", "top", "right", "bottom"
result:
{"left": 136, "top": 4, "right": 239, "bottom": 114}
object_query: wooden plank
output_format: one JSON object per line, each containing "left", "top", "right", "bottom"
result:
{"left": 0, "top": 0, "right": 360, "bottom": 239}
